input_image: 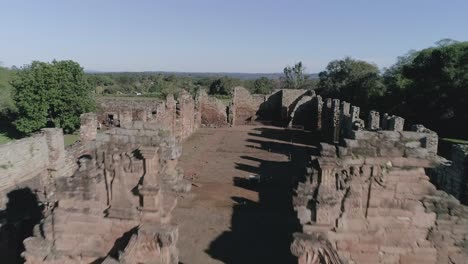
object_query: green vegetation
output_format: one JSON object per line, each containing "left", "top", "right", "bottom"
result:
{"left": 315, "top": 40, "right": 468, "bottom": 139}
{"left": 281, "top": 62, "right": 317, "bottom": 89}
{"left": 12, "top": 60, "right": 94, "bottom": 134}
{"left": 441, "top": 138, "right": 468, "bottom": 145}
{"left": 0, "top": 133, "right": 12, "bottom": 144}
{"left": 209, "top": 76, "right": 240, "bottom": 95}
{"left": 0, "top": 66, "right": 17, "bottom": 118}
{"left": 318, "top": 57, "right": 385, "bottom": 108}
{"left": 252, "top": 77, "right": 274, "bottom": 94}
{"left": 0, "top": 39, "right": 466, "bottom": 140}
{"left": 380, "top": 40, "right": 468, "bottom": 139}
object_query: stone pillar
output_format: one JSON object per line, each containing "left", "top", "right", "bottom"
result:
{"left": 166, "top": 94, "right": 177, "bottom": 134}
{"left": 315, "top": 96, "right": 323, "bottom": 131}
{"left": 367, "top": 111, "right": 380, "bottom": 130}
{"left": 107, "top": 153, "right": 136, "bottom": 220}
{"left": 138, "top": 146, "right": 166, "bottom": 222}
{"left": 331, "top": 99, "right": 341, "bottom": 143}
{"left": 388, "top": 116, "right": 405, "bottom": 131}
{"left": 79, "top": 113, "right": 97, "bottom": 142}
{"left": 351, "top": 106, "right": 360, "bottom": 123}
{"left": 340, "top": 101, "right": 351, "bottom": 138}
{"left": 341, "top": 101, "right": 350, "bottom": 116}
{"left": 42, "top": 128, "right": 66, "bottom": 202}
{"left": 43, "top": 128, "right": 66, "bottom": 172}
{"left": 381, "top": 113, "right": 389, "bottom": 130}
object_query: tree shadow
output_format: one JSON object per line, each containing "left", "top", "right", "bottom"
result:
{"left": 206, "top": 127, "right": 318, "bottom": 263}
{"left": 0, "top": 121, "right": 24, "bottom": 140}
{"left": 0, "top": 188, "right": 44, "bottom": 264}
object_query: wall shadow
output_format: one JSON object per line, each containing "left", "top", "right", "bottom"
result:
{"left": 206, "top": 127, "right": 318, "bottom": 263}
{"left": 0, "top": 188, "right": 44, "bottom": 264}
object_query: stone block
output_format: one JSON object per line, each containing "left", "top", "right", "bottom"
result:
{"left": 351, "top": 252, "right": 380, "bottom": 264}
{"left": 399, "top": 253, "right": 437, "bottom": 264}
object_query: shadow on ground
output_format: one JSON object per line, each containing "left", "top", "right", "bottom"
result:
{"left": 206, "top": 127, "right": 319, "bottom": 263}
{"left": 0, "top": 188, "right": 44, "bottom": 264}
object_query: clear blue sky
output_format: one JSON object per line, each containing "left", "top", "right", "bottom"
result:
{"left": 1, "top": 0, "right": 467, "bottom": 73}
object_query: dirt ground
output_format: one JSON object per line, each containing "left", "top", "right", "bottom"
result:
{"left": 173, "top": 125, "right": 318, "bottom": 264}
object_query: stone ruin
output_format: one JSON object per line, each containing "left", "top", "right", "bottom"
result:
{"left": 1, "top": 87, "right": 468, "bottom": 264}
{"left": 1, "top": 87, "right": 246, "bottom": 263}
{"left": 291, "top": 96, "right": 468, "bottom": 264}
{"left": 20, "top": 114, "right": 189, "bottom": 264}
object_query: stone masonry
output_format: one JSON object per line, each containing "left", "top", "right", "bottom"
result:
{"left": 1, "top": 88, "right": 468, "bottom": 264}
{"left": 21, "top": 116, "right": 186, "bottom": 264}
{"left": 291, "top": 96, "right": 468, "bottom": 264}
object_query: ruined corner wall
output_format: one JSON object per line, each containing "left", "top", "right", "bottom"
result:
{"left": 312, "top": 96, "right": 409, "bottom": 144}
{"left": 289, "top": 94, "right": 468, "bottom": 264}
{"left": 96, "top": 91, "right": 200, "bottom": 142}
{"left": 198, "top": 89, "right": 229, "bottom": 127}
{"left": 292, "top": 131, "right": 468, "bottom": 263}
{"left": 0, "top": 128, "right": 65, "bottom": 208}
{"left": 428, "top": 144, "right": 468, "bottom": 205}
{"left": 280, "top": 89, "right": 310, "bottom": 123}
{"left": 231, "top": 86, "right": 266, "bottom": 125}
{"left": 230, "top": 87, "right": 313, "bottom": 127}
{"left": 22, "top": 113, "right": 183, "bottom": 264}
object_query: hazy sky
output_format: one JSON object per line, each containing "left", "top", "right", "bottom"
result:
{"left": 1, "top": 0, "right": 467, "bottom": 73}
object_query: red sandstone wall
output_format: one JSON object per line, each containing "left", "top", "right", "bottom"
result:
{"left": 199, "top": 90, "right": 228, "bottom": 127}
{"left": 232, "top": 86, "right": 265, "bottom": 125}
{"left": 96, "top": 92, "right": 201, "bottom": 142}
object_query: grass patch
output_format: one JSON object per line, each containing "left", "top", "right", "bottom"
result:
{"left": 0, "top": 133, "right": 13, "bottom": 144}
{"left": 0, "top": 122, "right": 23, "bottom": 145}
{"left": 441, "top": 138, "right": 468, "bottom": 145}
{"left": 64, "top": 134, "right": 79, "bottom": 146}
{"left": 211, "top": 95, "right": 232, "bottom": 106}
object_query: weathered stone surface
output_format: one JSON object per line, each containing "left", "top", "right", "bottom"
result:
{"left": 198, "top": 89, "right": 228, "bottom": 127}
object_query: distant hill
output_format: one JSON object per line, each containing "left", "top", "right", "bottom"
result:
{"left": 85, "top": 70, "right": 319, "bottom": 80}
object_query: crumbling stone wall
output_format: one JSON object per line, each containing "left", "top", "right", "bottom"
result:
{"left": 343, "top": 128, "right": 439, "bottom": 160}
{"left": 428, "top": 144, "right": 468, "bottom": 205}
{"left": 198, "top": 89, "right": 229, "bottom": 127}
{"left": 310, "top": 96, "right": 408, "bottom": 144}
{"left": 97, "top": 92, "right": 199, "bottom": 142}
{"left": 293, "top": 138, "right": 468, "bottom": 263}
{"left": 22, "top": 119, "right": 186, "bottom": 263}
{"left": 230, "top": 87, "right": 309, "bottom": 126}
{"left": 291, "top": 100, "right": 468, "bottom": 263}
{"left": 231, "top": 86, "right": 265, "bottom": 125}
{"left": 0, "top": 112, "right": 186, "bottom": 263}
{"left": 281, "top": 89, "right": 309, "bottom": 123}
{"left": 97, "top": 90, "right": 234, "bottom": 141}
{"left": 0, "top": 128, "right": 66, "bottom": 208}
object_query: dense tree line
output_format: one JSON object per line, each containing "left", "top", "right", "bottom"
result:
{"left": 0, "top": 40, "right": 466, "bottom": 139}
{"left": 316, "top": 40, "right": 468, "bottom": 139}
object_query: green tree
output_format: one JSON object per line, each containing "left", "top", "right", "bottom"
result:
{"left": 318, "top": 57, "right": 385, "bottom": 108}
{"left": 252, "top": 77, "right": 274, "bottom": 94}
{"left": 282, "top": 62, "right": 308, "bottom": 89}
{"left": 12, "top": 60, "right": 94, "bottom": 134}
{"left": 209, "top": 77, "right": 239, "bottom": 95}
{"left": 397, "top": 41, "right": 468, "bottom": 137}
{"left": 381, "top": 50, "right": 419, "bottom": 111}
{"left": 0, "top": 66, "right": 17, "bottom": 117}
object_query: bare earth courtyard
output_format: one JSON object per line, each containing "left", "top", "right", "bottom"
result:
{"left": 174, "top": 125, "right": 316, "bottom": 264}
